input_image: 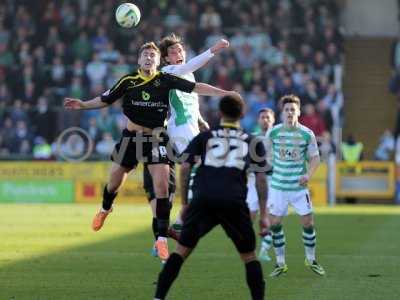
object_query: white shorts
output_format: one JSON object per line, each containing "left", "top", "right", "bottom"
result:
{"left": 267, "top": 188, "right": 313, "bottom": 217}
{"left": 246, "top": 173, "right": 258, "bottom": 213}
{"left": 167, "top": 122, "right": 200, "bottom": 155}
{"left": 246, "top": 173, "right": 270, "bottom": 213}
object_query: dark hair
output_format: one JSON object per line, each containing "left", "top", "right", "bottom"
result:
{"left": 219, "top": 94, "right": 245, "bottom": 120}
{"left": 279, "top": 94, "right": 301, "bottom": 109}
{"left": 138, "top": 42, "right": 160, "bottom": 56}
{"left": 158, "top": 33, "right": 183, "bottom": 62}
{"left": 258, "top": 107, "right": 275, "bottom": 117}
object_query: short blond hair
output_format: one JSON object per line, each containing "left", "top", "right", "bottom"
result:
{"left": 138, "top": 42, "right": 160, "bottom": 56}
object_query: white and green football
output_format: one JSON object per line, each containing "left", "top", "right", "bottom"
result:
{"left": 115, "top": 3, "right": 141, "bottom": 28}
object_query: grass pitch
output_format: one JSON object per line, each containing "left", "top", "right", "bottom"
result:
{"left": 1, "top": 204, "right": 400, "bottom": 300}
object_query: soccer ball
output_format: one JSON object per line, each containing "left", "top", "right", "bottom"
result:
{"left": 115, "top": 3, "right": 141, "bottom": 28}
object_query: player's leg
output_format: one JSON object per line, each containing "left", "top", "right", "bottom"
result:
{"left": 167, "top": 162, "right": 176, "bottom": 204}
{"left": 105, "top": 162, "right": 132, "bottom": 203}
{"left": 166, "top": 162, "right": 183, "bottom": 240}
{"left": 142, "top": 131, "right": 173, "bottom": 262}
{"left": 301, "top": 213, "right": 325, "bottom": 275}
{"left": 148, "top": 163, "right": 171, "bottom": 262}
{"left": 168, "top": 163, "right": 192, "bottom": 242}
{"left": 259, "top": 176, "right": 273, "bottom": 262}
{"left": 144, "top": 161, "right": 177, "bottom": 256}
{"left": 143, "top": 163, "right": 158, "bottom": 257}
{"left": 143, "top": 163, "right": 176, "bottom": 257}
{"left": 267, "top": 189, "right": 289, "bottom": 276}
{"left": 143, "top": 164, "right": 158, "bottom": 231}
{"left": 240, "top": 252, "right": 266, "bottom": 300}
{"left": 176, "top": 164, "right": 196, "bottom": 221}
{"left": 142, "top": 164, "right": 159, "bottom": 257}
{"left": 175, "top": 164, "right": 197, "bottom": 224}
{"left": 167, "top": 178, "right": 190, "bottom": 242}
{"left": 268, "top": 215, "right": 288, "bottom": 277}
{"left": 291, "top": 190, "right": 326, "bottom": 275}
{"left": 154, "top": 243, "right": 193, "bottom": 300}
{"left": 219, "top": 202, "right": 265, "bottom": 300}
{"left": 258, "top": 225, "right": 272, "bottom": 262}
{"left": 149, "top": 198, "right": 159, "bottom": 257}
{"left": 246, "top": 174, "right": 272, "bottom": 262}
{"left": 92, "top": 130, "right": 137, "bottom": 231}
{"left": 155, "top": 199, "right": 213, "bottom": 300}
{"left": 92, "top": 162, "right": 132, "bottom": 231}
{"left": 167, "top": 125, "right": 194, "bottom": 231}
{"left": 246, "top": 173, "right": 259, "bottom": 221}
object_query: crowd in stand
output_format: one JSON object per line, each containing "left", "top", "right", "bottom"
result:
{"left": 0, "top": 0, "right": 344, "bottom": 160}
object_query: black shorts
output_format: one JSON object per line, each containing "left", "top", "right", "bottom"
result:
{"left": 111, "top": 129, "right": 170, "bottom": 169}
{"left": 143, "top": 162, "right": 176, "bottom": 201}
{"left": 179, "top": 198, "right": 256, "bottom": 254}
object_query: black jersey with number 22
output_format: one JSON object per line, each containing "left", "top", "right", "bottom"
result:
{"left": 183, "top": 125, "right": 268, "bottom": 201}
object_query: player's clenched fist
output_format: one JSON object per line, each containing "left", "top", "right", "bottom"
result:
{"left": 259, "top": 214, "right": 270, "bottom": 236}
{"left": 210, "top": 39, "right": 230, "bottom": 54}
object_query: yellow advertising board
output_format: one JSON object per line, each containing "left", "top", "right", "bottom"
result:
{"left": 336, "top": 161, "right": 395, "bottom": 198}
{"left": 308, "top": 163, "right": 327, "bottom": 206}
{"left": 0, "top": 162, "right": 108, "bottom": 180}
{"left": 75, "top": 181, "right": 147, "bottom": 203}
{"left": 72, "top": 163, "right": 147, "bottom": 203}
{"left": 0, "top": 161, "right": 329, "bottom": 204}
{"left": 0, "top": 162, "right": 148, "bottom": 203}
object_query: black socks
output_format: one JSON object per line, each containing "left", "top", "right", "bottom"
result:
{"left": 245, "top": 260, "right": 265, "bottom": 300}
{"left": 156, "top": 197, "right": 170, "bottom": 237}
{"left": 152, "top": 217, "right": 159, "bottom": 240}
{"left": 102, "top": 185, "right": 117, "bottom": 211}
{"left": 155, "top": 253, "right": 184, "bottom": 299}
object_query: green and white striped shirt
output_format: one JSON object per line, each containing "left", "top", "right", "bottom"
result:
{"left": 265, "top": 123, "right": 319, "bottom": 191}
{"left": 162, "top": 49, "right": 214, "bottom": 129}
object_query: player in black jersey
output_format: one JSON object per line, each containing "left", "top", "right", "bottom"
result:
{"left": 64, "top": 42, "right": 238, "bottom": 262}
{"left": 154, "top": 95, "right": 269, "bottom": 300}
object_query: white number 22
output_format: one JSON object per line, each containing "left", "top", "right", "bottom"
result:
{"left": 204, "top": 138, "right": 248, "bottom": 170}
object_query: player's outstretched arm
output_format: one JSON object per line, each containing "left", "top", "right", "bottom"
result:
{"left": 64, "top": 97, "right": 108, "bottom": 110}
{"left": 193, "top": 83, "right": 240, "bottom": 98}
{"left": 166, "top": 39, "right": 229, "bottom": 76}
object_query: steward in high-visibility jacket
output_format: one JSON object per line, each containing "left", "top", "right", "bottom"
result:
{"left": 341, "top": 135, "right": 363, "bottom": 163}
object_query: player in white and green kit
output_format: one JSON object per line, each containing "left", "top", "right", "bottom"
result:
{"left": 246, "top": 108, "right": 275, "bottom": 262}
{"left": 162, "top": 35, "right": 230, "bottom": 225}
{"left": 143, "top": 34, "right": 230, "bottom": 252}
{"left": 266, "top": 95, "right": 326, "bottom": 277}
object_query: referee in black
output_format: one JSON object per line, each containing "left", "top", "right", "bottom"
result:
{"left": 154, "top": 94, "right": 269, "bottom": 300}
{"left": 64, "top": 42, "right": 238, "bottom": 262}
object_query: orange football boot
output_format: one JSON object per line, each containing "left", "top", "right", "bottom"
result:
{"left": 92, "top": 208, "right": 113, "bottom": 231}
